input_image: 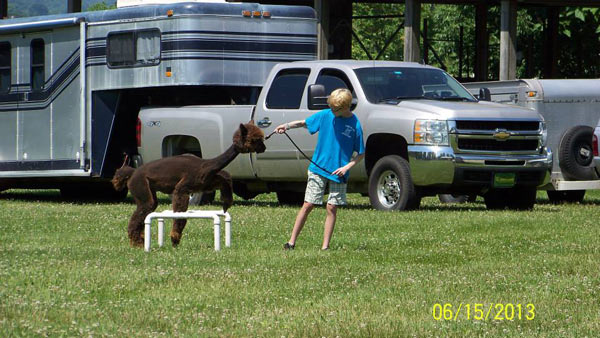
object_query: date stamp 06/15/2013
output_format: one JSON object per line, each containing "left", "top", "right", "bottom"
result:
{"left": 432, "top": 303, "right": 535, "bottom": 321}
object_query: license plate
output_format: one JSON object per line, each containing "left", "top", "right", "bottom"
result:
{"left": 493, "top": 172, "right": 516, "bottom": 188}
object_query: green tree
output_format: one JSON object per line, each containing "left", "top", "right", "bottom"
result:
{"left": 86, "top": 2, "right": 117, "bottom": 11}
{"left": 352, "top": 3, "right": 600, "bottom": 80}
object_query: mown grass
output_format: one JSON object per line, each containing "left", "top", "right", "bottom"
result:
{"left": 1, "top": 189, "right": 599, "bottom": 337}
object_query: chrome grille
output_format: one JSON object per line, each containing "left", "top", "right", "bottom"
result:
{"left": 450, "top": 120, "right": 542, "bottom": 154}
{"left": 455, "top": 120, "right": 539, "bottom": 131}
{"left": 457, "top": 139, "right": 539, "bottom": 151}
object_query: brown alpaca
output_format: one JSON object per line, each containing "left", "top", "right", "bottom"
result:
{"left": 112, "top": 121, "right": 266, "bottom": 247}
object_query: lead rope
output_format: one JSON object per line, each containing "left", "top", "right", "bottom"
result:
{"left": 265, "top": 130, "right": 347, "bottom": 183}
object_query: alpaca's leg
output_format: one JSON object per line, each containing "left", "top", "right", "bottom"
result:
{"left": 127, "top": 177, "right": 157, "bottom": 247}
{"left": 170, "top": 190, "right": 190, "bottom": 246}
{"left": 215, "top": 171, "right": 234, "bottom": 212}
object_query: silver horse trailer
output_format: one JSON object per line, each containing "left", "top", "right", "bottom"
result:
{"left": 464, "top": 79, "right": 600, "bottom": 203}
{"left": 0, "top": 2, "right": 317, "bottom": 198}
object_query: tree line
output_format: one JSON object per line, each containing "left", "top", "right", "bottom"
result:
{"left": 352, "top": 3, "right": 600, "bottom": 80}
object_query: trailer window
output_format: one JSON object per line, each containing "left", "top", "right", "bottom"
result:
{"left": 266, "top": 69, "right": 310, "bottom": 109}
{"left": 31, "top": 39, "right": 44, "bottom": 91}
{"left": 108, "top": 32, "right": 135, "bottom": 67}
{"left": 108, "top": 29, "right": 160, "bottom": 67}
{"left": 0, "top": 42, "right": 10, "bottom": 93}
{"left": 136, "top": 30, "right": 160, "bottom": 64}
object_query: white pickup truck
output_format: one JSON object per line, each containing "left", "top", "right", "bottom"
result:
{"left": 138, "top": 60, "right": 552, "bottom": 211}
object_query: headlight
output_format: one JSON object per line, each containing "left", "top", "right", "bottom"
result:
{"left": 414, "top": 119, "right": 449, "bottom": 146}
{"left": 540, "top": 121, "right": 547, "bottom": 146}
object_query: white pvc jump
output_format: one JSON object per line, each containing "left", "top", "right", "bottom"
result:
{"left": 143, "top": 210, "right": 231, "bottom": 252}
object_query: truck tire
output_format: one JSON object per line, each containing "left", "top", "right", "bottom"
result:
{"left": 559, "top": 126, "right": 598, "bottom": 180}
{"left": 368, "top": 155, "right": 417, "bottom": 211}
{"left": 484, "top": 188, "right": 536, "bottom": 210}
{"left": 189, "top": 192, "right": 215, "bottom": 206}
{"left": 546, "top": 190, "right": 585, "bottom": 204}
{"left": 276, "top": 191, "right": 305, "bottom": 206}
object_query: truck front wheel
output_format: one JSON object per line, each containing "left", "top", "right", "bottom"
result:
{"left": 368, "top": 155, "right": 418, "bottom": 211}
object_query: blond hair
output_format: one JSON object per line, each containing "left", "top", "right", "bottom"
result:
{"left": 327, "top": 88, "right": 352, "bottom": 111}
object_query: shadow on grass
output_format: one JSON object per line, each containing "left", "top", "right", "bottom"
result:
{"left": 0, "top": 189, "right": 141, "bottom": 205}
{"left": 3, "top": 189, "right": 597, "bottom": 211}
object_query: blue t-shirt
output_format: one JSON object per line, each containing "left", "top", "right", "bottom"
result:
{"left": 305, "top": 109, "right": 365, "bottom": 183}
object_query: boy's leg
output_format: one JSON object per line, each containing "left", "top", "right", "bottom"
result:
{"left": 322, "top": 180, "right": 346, "bottom": 249}
{"left": 287, "top": 171, "right": 325, "bottom": 246}
{"left": 288, "top": 202, "right": 314, "bottom": 245}
{"left": 322, "top": 203, "right": 337, "bottom": 249}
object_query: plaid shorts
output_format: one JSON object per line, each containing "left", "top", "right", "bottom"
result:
{"left": 304, "top": 170, "right": 347, "bottom": 206}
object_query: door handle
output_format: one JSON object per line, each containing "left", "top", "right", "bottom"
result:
{"left": 257, "top": 117, "right": 272, "bottom": 128}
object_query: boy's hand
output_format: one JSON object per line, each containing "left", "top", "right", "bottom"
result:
{"left": 274, "top": 124, "right": 287, "bottom": 134}
{"left": 332, "top": 165, "right": 350, "bottom": 177}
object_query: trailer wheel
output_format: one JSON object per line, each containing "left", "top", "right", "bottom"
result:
{"left": 559, "top": 126, "right": 598, "bottom": 180}
{"left": 546, "top": 190, "right": 585, "bottom": 204}
{"left": 368, "top": 155, "right": 418, "bottom": 211}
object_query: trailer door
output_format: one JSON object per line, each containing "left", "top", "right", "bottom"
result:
{"left": 16, "top": 32, "right": 53, "bottom": 166}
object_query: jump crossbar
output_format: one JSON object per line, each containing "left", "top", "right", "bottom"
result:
{"left": 143, "top": 210, "right": 232, "bottom": 252}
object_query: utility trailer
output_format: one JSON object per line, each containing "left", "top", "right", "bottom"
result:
{"left": 463, "top": 79, "right": 600, "bottom": 203}
{"left": 0, "top": 1, "right": 317, "bottom": 198}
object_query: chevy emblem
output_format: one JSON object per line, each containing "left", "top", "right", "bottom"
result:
{"left": 493, "top": 129, "right": 511, "bottom": 140}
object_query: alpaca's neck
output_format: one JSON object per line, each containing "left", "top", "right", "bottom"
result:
{"left": 205, "top": 144, "right": 240, "bottom": 174}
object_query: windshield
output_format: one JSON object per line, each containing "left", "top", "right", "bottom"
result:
{"left": 354, "top": 67, "right": 476, "bottom": 104}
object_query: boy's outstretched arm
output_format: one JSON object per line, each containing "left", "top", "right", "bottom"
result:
{"left": 274, "top": 120, "right": 306, "bottom": 134}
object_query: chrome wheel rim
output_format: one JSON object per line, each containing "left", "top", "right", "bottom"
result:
{"left": 377, "top": 170, "right": 401, "bottom": 208}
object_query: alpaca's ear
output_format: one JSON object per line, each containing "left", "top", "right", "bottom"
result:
{"left": 248, "top": 119, "right": 255, "bottom": 125}
{"left": 239, "top": 123, "right": 248, "bottom": 137}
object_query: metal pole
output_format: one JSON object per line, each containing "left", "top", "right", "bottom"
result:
{"left": 68, "top": 0, "right": 82, "bottom": 13}
{"left": 459, "top": 26, "right": 464, "bottom": 80}
{"left": 423, "top": 19, "right": 429, "bottom": 64}
{"left": 500, "top": 0, "right": 517, "bottom": 80}
{"left": 403, "top": 0, "right": 421, "bottom": 62}
{"left": 0, "top": 0, "right": 7, "bottom": 19}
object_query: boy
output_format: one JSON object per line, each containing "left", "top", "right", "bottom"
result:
{"left": 274, "top": 88, "right": 365, "bottom": 250}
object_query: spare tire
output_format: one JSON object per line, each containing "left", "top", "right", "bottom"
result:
{"left": 558, "top": 125, "right": 598, "bottom": 180}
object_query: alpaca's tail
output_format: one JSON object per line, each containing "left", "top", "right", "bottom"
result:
{"left": 112, "top": 155, "right": 136, "bottom": 191}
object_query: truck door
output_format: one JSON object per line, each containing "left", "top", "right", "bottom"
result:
{"left": 254, "top": 68, "right": 313, "bottom": 179}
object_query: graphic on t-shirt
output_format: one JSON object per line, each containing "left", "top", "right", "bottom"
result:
{"left": 341, "top": 125, "right": 355, "bottom": 138}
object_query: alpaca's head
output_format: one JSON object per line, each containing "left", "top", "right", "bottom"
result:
{"left": 233, "top": 121, "right": 266, "bottom": 154}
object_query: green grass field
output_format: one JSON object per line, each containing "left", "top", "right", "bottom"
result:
{"left": 1, "top": 189, "right": 599, "bottom": 337}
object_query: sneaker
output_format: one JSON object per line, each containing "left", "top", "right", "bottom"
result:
{"left": 283, "top": 242, "right": 295, "bottom": 250}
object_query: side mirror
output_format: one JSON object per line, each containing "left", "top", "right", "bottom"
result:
{"left": 308, "top": 84, "right": 328, "bottom": 110}
{"left": 479, "top": 87, "right": 491, "bottom": 101}
{"left": 350, "top": 98, "right": 358, "bottom": 111}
